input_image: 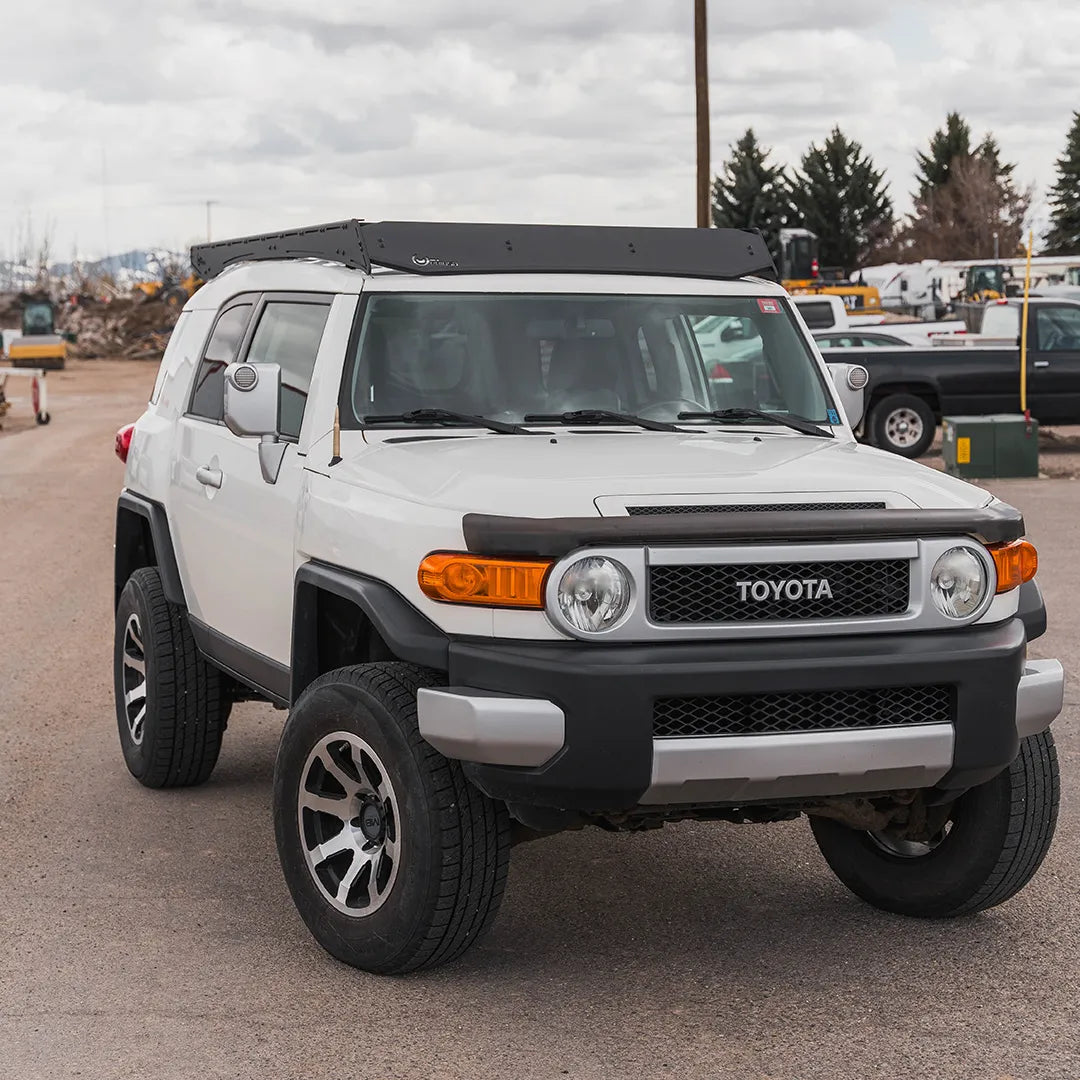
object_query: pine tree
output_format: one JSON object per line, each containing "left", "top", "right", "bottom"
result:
{"left": 787, "top": 127, "right": 894, "bottom": 269}
{"left": 710, "top": 129, "right": 792, "bottom": 262}
{"left": 915, "top": 112, "right": 972, "bottom": 194}
{"left": 1044, "top": 111, "right": 1080, "bottom": 255}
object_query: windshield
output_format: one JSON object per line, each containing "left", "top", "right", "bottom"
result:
{"left": 341, "top": 293, "right": 834, "bottom": 428}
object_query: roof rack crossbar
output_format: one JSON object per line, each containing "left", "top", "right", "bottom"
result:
{"left": 191, "top": 221, "right": 777, "bottom": 282}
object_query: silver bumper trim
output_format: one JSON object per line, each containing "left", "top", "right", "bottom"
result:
{"left": 417, "top": 687, "right": 565, "bottom": 768}
{"left": 1015, "top": 659, "right": 1064, "bottom": 738}
{"left": 642, "top": 724, "right": 955, "bottom": 805}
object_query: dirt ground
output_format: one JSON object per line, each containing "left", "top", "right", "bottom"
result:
{"left": 1, "top": 359, "right": 1078, "bottom": 1079}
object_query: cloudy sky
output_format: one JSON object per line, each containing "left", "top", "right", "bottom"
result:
{"left": 2, "top": 0, "right": 1077, "bottom": 260}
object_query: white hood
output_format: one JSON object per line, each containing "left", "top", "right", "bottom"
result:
{"left": 313, "top": 429, "right": 989, "bottom": 517}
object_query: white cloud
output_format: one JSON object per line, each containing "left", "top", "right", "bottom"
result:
{"left": 0, "top": 0, "right": 1074, "bottom": 259}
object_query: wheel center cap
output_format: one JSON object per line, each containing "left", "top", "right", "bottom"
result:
{"left": 358, "top": 801, "right": 384, "bottom": 842}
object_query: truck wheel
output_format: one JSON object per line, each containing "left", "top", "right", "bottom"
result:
{"left": 811, "top": 731, "right": 1059, "bottom": 918}
{"left": 114, "top": 567, "right": 230, "bottom": 788}
{"left": 273, "top": 663, "right": 511, "bottom": 974}
{"left": 869, "top": 393, "right": 936, "bottom": 457}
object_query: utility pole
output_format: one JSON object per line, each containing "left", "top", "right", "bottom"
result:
{"left": 694, "top": 0, "right": 710, "bottom": 227}
{"left": 205, "top": 200, "right": 219, "bottom": 242}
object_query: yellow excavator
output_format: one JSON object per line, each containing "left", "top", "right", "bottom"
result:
{"left": 133, "top": 271, "right": 203, "bottom": 309}
{"left": 779, "top": 228, "right": 883, "bottom": 315}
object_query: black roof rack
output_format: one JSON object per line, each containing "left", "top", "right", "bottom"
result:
{"left": 190, "top": 220, "right": 776, "bottom": 282}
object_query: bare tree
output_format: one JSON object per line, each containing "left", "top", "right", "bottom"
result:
{"left": 898, "top": 155, "right": 1031, "bottom": 260}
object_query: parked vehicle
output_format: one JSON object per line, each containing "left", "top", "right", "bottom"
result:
{"left": 778, "top": 228, "right": 883, "bottom": 314}
{"left": 815, "top": 331, "right": 913, "bottom": 349}
{"left": 845, "top": 298, "right": 1080, "bottom": 456}
{"left": 113, "top": 221, "right": 1062, "bottom": 974}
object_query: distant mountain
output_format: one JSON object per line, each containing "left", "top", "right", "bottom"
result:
{"left": 0, "top": 248, "right": 191, "bottom": 293}
{"left": 50, "top": 249, "right": 191, "bottom": 284}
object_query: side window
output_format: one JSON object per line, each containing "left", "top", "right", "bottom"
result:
{"left": 189, "top": 304, "right": 253, "bottom": 420}
{"left": 245, "top": 300, "right": 331, "bottom": 439}
{"left": 1036, "top": 307, "right": 1080, "bottom": 352}
{"left": 151, "top": 312, "right": 190, "bottom": 404}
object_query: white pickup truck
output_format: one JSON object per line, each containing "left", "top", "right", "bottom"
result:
{"left": 113, "top": 221, "right": 1063, "bottom": 974}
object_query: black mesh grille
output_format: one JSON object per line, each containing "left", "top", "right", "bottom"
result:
{"left": 653, "top": 685, "right": 955, "bottom": 738}
{"left": 626, "top": 502, "right": 886, "bottom": 516}
{"left": 649, "top": 559, "right": 909, "bottom": 623}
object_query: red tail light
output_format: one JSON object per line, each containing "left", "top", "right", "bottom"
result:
{"left": 709, "top": 364, "right": 734, "bottom": 383}
{"left": 811, "top": 258, "right": 819, "bottom": 279}
{"left": 115, "top": 423, "right": 135, "bottom": 463}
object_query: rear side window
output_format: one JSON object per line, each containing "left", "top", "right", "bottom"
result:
{"left": 245, "top": 301, "right": 331, "bottom": 439}
{"left": 796, "top": 301, "right": 837, "bottom": 330}
{"left": 189, "top": 304, "right": 252, "bottom": 420}
{"left": 1035, "top": 306, "right": 1080, "bottom": 352}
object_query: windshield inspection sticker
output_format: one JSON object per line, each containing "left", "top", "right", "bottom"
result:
{"left": 757, "top": 298, "right": 781, "bottom": 313}
{"left": 827, "top": 408, "right": 841, "bottom": 424}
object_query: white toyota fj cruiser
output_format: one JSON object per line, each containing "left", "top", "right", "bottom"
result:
{"left": 114, "top": 221, "right": 1064, "bottom": 974}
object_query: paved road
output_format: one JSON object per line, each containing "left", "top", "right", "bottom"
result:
{"left": 2, "top": 361, "right": 1078, "bottom": 1079}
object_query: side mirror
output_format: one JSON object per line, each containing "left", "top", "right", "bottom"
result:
{"left": 827, "top": 363, "right": 869, "bottom": 430}
{"left": 720, "top": 323, "right": 742, "bottom": 342}
{"left": 223, "top": 362, "right": 286, "bottom": 483}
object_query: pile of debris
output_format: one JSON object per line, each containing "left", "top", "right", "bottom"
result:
{"left": 62, "top": 296, "right": 180, "bottom": 360}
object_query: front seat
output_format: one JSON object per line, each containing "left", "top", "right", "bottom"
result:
{"left": 544, "top": 337, "right": 622, "bottom": 412}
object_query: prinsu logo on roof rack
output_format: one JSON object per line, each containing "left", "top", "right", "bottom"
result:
{"left": 411, "top": 254, "right": 460, "bottom": 269}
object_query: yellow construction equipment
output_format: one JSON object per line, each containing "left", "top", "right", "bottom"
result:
{"left": 8, "top": 298, "right": 67, "bottom": 370}
{"left": 779, "top": 228, "right": 883, "bottom": 315}
{"left": 133, "top": 272, "right": 203, "bottom": 308}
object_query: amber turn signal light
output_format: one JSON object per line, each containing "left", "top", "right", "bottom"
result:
{"left": 418, "top": 553, "right": 552, "bottom": 608}
{"left": 990, "top": 540, "right": 1038, "bottom": 593}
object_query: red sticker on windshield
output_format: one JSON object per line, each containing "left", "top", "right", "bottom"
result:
{"left": 757, "top": 298, "right": 781, "bottom": 313}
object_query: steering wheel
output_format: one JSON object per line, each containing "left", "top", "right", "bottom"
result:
{"left": 637, "top": 399, "right": 709, "bottom": 421}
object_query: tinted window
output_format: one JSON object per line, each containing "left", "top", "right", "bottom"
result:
{"left": 246, "top": 301, "right": 331, "bottom": 439}
{"left": 796, "top": 301, "right": 836, "bottom": 329}
{"left": 189, "top": 304, "right": 252, "bottom": 420}
{"left": 343, "top": 294, "right": 832, "bottom": 426}
{"left": 1036, "top": 307, "right": 1080, "bottom": 352}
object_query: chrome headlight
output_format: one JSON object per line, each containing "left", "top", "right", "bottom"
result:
{"left": 929, "top": 547, "right": 987, "bottom": 618}
{"left": 556, "top": 556, "right": 631, "bottom": 633}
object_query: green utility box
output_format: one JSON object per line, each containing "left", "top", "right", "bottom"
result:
{"left": 942, "top": 414, "right": 1039, "bottom": 479}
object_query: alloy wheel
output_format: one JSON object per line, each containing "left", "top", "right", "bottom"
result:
{"left": 121, "top": 613, "right": 148, "bottom": 745}
{"left": 297, "top": 732, "right": 402, "bottom": 917}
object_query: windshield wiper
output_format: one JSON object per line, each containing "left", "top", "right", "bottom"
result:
{"left": 362, "top": 409, "right": 536, "bottom": 435}
{"left": 522, "top": 409, "right": 688, "bottom": 433}
{"left": 677, "top": 407, "right": 835, "bottom": 439}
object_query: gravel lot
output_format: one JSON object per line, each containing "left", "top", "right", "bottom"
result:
{"left": 1, "top": 360, "right": 1078, "bottom": 1079}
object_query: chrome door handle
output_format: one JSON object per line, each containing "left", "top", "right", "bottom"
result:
{"left": 196, "top": 465, "right": 223, "bottom": 489}
{"left": 1033, "top": 360, "right": 1050, "bottom": 368}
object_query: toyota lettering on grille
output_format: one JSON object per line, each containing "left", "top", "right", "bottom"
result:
{"left": 735, "top": 578, "right": 834, "bottom": 602}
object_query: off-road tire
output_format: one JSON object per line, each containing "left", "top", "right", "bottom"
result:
{"left": 274, "top": 663, "right": 511, "bottom": 974}
{"left": 869, "top": 392, "right": 936, "bottom": 458}
{"left": 811, "top": 731, "right": 1059, "bottom": 917}
{"left": 114, "top": 566, "right": 229, "bottom": 788}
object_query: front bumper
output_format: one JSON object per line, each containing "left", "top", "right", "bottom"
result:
{"left": 417, "top": 618, "right": 1063, "bottom": 812}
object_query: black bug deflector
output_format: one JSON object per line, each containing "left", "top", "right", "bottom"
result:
{"left": 461, "top": 504, "right": 1026, "bottom": 560}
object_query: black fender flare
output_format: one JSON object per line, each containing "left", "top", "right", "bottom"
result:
{"left": 115, "top": 491, "right": 185, "bottom": 609}
{"left": 1018, "top": 579, "right": 1047, "bottom": 642}
{"left": 292, "top": 561, "right": 449, "bottom": 702}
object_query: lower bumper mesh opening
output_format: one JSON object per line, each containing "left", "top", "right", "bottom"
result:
{"left": 653, "top": 685, "right": 955, "bottom": 738}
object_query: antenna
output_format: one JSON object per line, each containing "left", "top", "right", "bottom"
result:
{"left": 330, "top": 406, "right": 342, "bottom": 466}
